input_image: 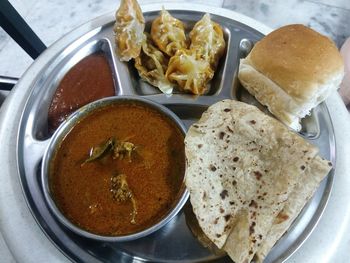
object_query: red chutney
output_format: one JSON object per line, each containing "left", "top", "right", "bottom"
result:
{"left": 49, "top": 102, "right": 185, "bottom": 236}
{"left": 48, "top": 54, "right": 115, "bottom": 132}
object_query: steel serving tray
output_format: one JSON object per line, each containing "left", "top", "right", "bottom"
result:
{"left": 16, "top": 6, "right": 335, "bottom": 263}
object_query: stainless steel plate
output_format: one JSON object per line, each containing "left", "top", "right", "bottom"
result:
{"left": 17, "top": 8, "right": 335, "bottom": 263}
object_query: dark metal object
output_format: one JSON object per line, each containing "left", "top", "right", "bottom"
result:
{"left": 0, "top": 0, "right": 46, "bottom": 60}
{"left": 0, "top": 76, "right": 18, "bottom": 91}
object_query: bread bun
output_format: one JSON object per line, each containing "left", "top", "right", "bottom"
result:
{"left": 238, "top": 24, "right": 344, "bottom": 131}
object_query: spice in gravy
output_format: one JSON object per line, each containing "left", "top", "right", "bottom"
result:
{"left": 50, "top": 102, "right": 185, "bottom": 236}
{"left": 48, "top": 53, "right": 115, "bottom": 132}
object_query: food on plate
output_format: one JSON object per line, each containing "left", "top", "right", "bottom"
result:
{"left": 184, "top": 202, "right": 227, "bottom": 257}
{"left": 238, "top": 24, "right": 344, "bottom": 131}
{"left": 110, "top": 173, "right": 138, "bottom": 224}
{"left": 254, "top": 155, "right": 331, "bottom": 262}
{"left": 114, "top": 0, "right": 145, "bottom": 61}
{"left": 185, "top": 99, "right": 331, "bottom": 263}
{"left": 49, "top": 101, "right": 185, "bottom": 236}
{"left": 113, "top": 0, "right": 227, "bottom": 95}
{"left": 166, "top": 49, "right": 214, "bottom": 95}
{"left": 81, "top": 137, "right": 136, "bottom": 165}
{"left": 151, "top": 8, "right": 188, "bottom": 56}
{"left": 189, "top": 13, "right": 226, "bottom": 69}
{"left": 134, "top": 33, "right": 173, "bottom": 94}
{"left": 48, "top": 53, "right": 115, "bottom": 132}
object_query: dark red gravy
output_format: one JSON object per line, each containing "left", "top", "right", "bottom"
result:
{"left": 48, "top": 54, "right": 115, "bottom": 131}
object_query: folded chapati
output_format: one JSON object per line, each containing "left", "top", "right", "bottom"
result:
{"left": 184, "top": 100, "right": 331, "bottom": 263}
{"left": 254, "top": 155, "right": 331, "bottom": 262}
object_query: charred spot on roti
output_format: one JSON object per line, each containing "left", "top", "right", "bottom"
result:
{"left": 253, "top": 171, "right": 263, "bottom": 180}
{"left": 249, "top": 200, "right": 258, "bottom": 209}
{"left": 300, "top": 165, "right": 306, "bottom": 170}
{"left": 224, "top": 214, "right": 231, "bottom": 222}
{"left": 210, "top": 164, "right": 217, "bottom": 171}
{"left": 198, "top": 144, "right": 203, "bottom": 148}
{"left": 328, "top": 162, "right": 332, "bottom": 166}
{"left": 220, "top": 190, "right": 228, "bottom": 199}
{"left": 202, "top": 191, "right": 207, "bottom": 200}
{"left": 219, "top": 132, "right": 225, "bottom": 139}
{"left": 276, "top": 212, "right": 290, "bottom": 224}
{"left": 229, "top": 201, "right": 235, "bottom": 205}
{"left": 224, "top": 108, "right": 231, "bottom": 112}
{"left": 249, "top": 222, "right": 256, "bottom": 235}
{"left": 220, "top": 207, "right": 225, "bottom": 213}
{"left": 193, "top": 125, "right": 199, "bottom": 128}
{"left": 250, "top": 120, "right": 256, "bottom": 124}
{"left": 214, "top": 217, "right": 219, "bottom": 224}
{"left": 233, "top": 157, "right": 239, "bottom": 162}
{"left": 227, "top": 126, "right": 233, "bottom": 133}
{"left": 232, "top": 180, "right": 237, "bottom": 186}
{"left": 251, "top": 211, "right": 257, "bottom": 219}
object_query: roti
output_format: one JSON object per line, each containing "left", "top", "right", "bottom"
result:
{"left": 254, "top": 155, "right": 331, "bottom": 262}
{"left": 184, "top": 100, "right": 331, "bottom": 263}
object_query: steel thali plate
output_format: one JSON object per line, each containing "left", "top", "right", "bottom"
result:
{"left": 17, "top": 6, "right": 335, "bottom": 263}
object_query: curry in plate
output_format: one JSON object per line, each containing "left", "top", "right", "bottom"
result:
{"left": 49, "top": 101, "right": 185, "bottom": 236}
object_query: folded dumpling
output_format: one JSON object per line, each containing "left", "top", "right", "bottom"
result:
{"left": 166, "top": 49, "right": 214, "bottom": 95}
{"left": 134, "top": 34, "right": 173, "bottom": 94}
{"left": 151, "top": 8, "right": 188, "bottom": 56}
{"left": 114, "top": 0, "right": 145, "bottom": 61}
{"left": 189, "top": 13, "right": 226, "bottom": 69}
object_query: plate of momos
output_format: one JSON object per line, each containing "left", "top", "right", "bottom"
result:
{"left": 114, "top": 0, "right": 226, "bottom": 95}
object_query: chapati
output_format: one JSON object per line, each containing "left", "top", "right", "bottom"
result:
{"left": 184, "top": 100, "right": 331, "bottom": 263}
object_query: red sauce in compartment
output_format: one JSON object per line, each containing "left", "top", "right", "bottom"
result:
{"left": 48, "top": 54, "right": 115, "bottom": 132}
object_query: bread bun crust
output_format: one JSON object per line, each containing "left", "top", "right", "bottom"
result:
{"left": 238, "top": 24, "right": 344, "bottom": 130}
{"left": 248, "top": 24, "right": 343, "bottom": 101}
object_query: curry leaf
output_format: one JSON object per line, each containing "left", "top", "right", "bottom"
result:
{"left": 81, "top": 137, "right": 115, "bottom": 166}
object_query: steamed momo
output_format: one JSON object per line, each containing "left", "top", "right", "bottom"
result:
{"left": 114, "top": 0, "right": 145, "bottom": 61}
{"left": 135, "top": 34, "right": 173, "bottom": 94}
{"left": 151, "top": 9, "right": 188, "bottom": 56}
{"left": 189, "top": 13, "right": 226, "bottom": 69}
{"left": 166, "top": 49, "right": 214, "bottom": 95}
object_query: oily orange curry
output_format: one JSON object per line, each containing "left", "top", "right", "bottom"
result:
{"left": 50, "top": 102, "right": 185, "bottom": 236}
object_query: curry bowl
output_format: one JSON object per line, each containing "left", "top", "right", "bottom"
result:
{"left": 41, "top": 96, "right": 189, "bottom": 242}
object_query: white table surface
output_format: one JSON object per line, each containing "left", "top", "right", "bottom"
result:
{"left": 1, "top": 2, "right": 350, "bottom": 263}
